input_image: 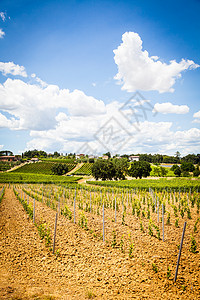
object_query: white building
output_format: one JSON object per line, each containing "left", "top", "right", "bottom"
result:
{"left": 129, "top": 155, "right": 140, "bottom": 162}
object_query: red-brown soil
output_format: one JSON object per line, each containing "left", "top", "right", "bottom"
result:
{"left": 0, "top": 185, "right": 199, "bottom": 299}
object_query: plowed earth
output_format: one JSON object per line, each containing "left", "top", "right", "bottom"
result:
{"left": 0, "top": 186, "right": 200, "bottom": 299}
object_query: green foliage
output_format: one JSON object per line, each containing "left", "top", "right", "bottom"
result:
{"left": 152, "top": 263, "right": 158, "bottom": 273}
{"left": 11, "top": 162, "right": 76, "bottom": 175}
{"left": 0, "top": 172, "right": 81, "bottom": 183}
{"left": 37, "top": 222, "right": 52, "bottom": 246}
{"left": 0, "top": 186, "right": 5, "bottom": 204}
{"left": 148, "top": 221, "right": 153, "bottom": 236}
{"left": 187, "top": 208, "right": 192, "bottom": 219}
{"left": 78, "top": 212, "right": 88, "bottom": 229}
{"left": 23, "top": 149, "right": 47, "bottom": 158}
{"left": 193, "top": 166, "right": 200, "bottom": 177}
{"left": 173, "top": 166, "right": 181, "bottom": 177}
{"left": 128, "top": 161, "right": 151, "bottom": 179}
{"left": 151, "top": 166, "right": 168, "bottom": 177}
{"left": 190, "top": 235, "right": 197, "bottom": 253}
{"left": 175, "top": 218, "right": 179, "bottom": 228}
{"left": 122, "top": 211, "right": 126, "bottom": 225}
{"left": 129, "top": 242, "right": 134, "bottom": 258}
{"left": 74, "top": 163, "right": 93, "bottom": 175}
{"left": 167, "top": 212, "right": 170, "bottom": 225}
{"left": 87, "top": 178, "right": 200, "bottom": 192}
{"left": 51, "top": 163, "right": 68, "bottom": 175}
{"left": 91, "top": 157, "right": 128, "bottom": 180}
{"left": 194, "top": 218, "right": 199, "bottom": 233}
{"left": 111, "top": 230, "right": 117, "bottom": 248}
{"left": 0, "top": 160, "right": 21, "bottom": 172}
{"left": 181, "top": 162, "right": 195, "bottom": 172}
{"left": 167, "top": 267, "right": 171, "bottom": 279}
{"left": 120, "top": 235, "right": 124, "bottom": 253}
{"left": 140, "top": 220, "right": 144, "bottom": 232}
{"left": 61, "top": 205, "right": 72, "bottom": 220}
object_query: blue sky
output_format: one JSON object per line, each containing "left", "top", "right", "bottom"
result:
{"left": 0, "top": 0, "right": 200, "bottom": 156}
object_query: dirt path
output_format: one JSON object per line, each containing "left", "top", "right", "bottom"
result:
{"left": 66, "top": 163, "right": 84, "bottom": 175}
{"left": 0, "top": 186, "right": 199, "bottom": 299}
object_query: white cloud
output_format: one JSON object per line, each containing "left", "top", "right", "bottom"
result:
{"left": 0, "top": 112, "right": 20, "bottom": 129}
{"left": 0, "top": 77, "right": 106, "bottom": 131}
{"left": 113, "top": 32, "right": 199, "bottom": 93}
{"left": 0, "top": 12, "right": 6, "bottom": 22}
{"left": 0, "top": 29, "right": 5, "bottom": 38}
{"left": 0, "top": 62, "right": 27, "bottom": 77}
{"left": 192, "top": 119, "right": 200, "bottom": 124}
{"left": 154, "top": 102, "right": 189, "bottom": 114}
{"left": 193, "top": 110, "right": 200, "bottom": 118}
{"left": 25, "top": 112, "right": 200, "bottom": 156}
{"left": 192, "top": 110, "right": 200, "bottom": 124}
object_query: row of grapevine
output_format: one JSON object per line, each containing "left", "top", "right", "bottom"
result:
{"left": 11, "top": 162, "right": 77, "bottom": 175}
{"left": 16, "top": 183, "right": 199, "bottom": 254}
{"left": 7, "top": 182, "right": 200, "bottom": 294}
{"left": 87, "top": 177, "right": 200, "bottom": 192}
{"left": 73, "top": 163, "right": 93, "bottom": 175}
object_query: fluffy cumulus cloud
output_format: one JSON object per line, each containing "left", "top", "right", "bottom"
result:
{"left": 192, "top": 110, "right": 200, "bottom": 123}
{"left": 0, "top": 29, "right": 5, "bottom": 38}
{"left": 0, "top": 62, "right": 27, "bottom": 77}
{"left": 0, "top": 60, "right": 199, "bottom": 156}
{"left": 113, "top": 32, "right": 199, "bottom": 93}
{"left": 154, "top": 102, "right": 189, "bottom": 114}
{"left": 0, "top": 76, "right": 106, "bottom": 131}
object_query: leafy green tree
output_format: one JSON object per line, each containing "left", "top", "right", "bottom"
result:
{"left": 51, "top": 163, "right": 68, "bottom": 175}
{"left": 112, "top": 158, "right": 128, "bottom": 180}
{"left": 0, "top": 150, "right": 13, "bottom": 156}
{"left": 173, "top": 166, "right": 181, "bottom": 177}
{"left": 53, "top": 151, "right": 60, "bottom": 157}
{"left": 128, "top": 161, "right": 151, "bottom": 179}
{"left": 103, "top": 152, "right": 111, "bottom": 158}
{"left": 23, "top": 149, "right": 47, "bottom": 158}
{"left": 181, "top": 162, "right": 195, "bottom": 172}
{"left": 160, "top": 166, "right": 168, "bottom": 177}
{"left": 91, "top": 158, "right": 128, "bottom": 180}
{"left": 193, "top": 166, "right": 200, "bottom": 177}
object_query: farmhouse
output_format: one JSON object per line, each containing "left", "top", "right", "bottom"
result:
{"left": 129, "top": 155, "right": 140, "bottom": 162}
{"left": 102, "top": 155, "right": 109, "bottom": 160}
{"left": 30, "top": 158, "right": 39, "bottom": 162}
{"left": 76, "top": 154, "right": 85, "bottom": 159}
{"left": 0, "top": 156, "right": 18, "bottom": 162}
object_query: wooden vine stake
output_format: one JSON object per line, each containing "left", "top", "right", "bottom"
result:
{"left": 115, "top": 197, "right": 117, "bottom": 223}
{"left": 33, "top": 198, "right": 35, "bottom": 223}
{"left": 162, "top": 203, "right": 164, "bottom": 242}
{"left": 53, "top": 212, "right": 58, "bottom": 254}
{"left": 74, "top": 196, "right": 76, "bottom": 224}
{"left": 174, "top": 222, "right": 187, "bottom": 282}
{"left": 103, "top": 203, "right": 105, "bottom": 242}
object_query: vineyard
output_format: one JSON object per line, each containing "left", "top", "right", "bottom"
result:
{"left": 11, "top": 162, "right": 77, "bottom": 175}
{"left": 73, "top": 163, "right": 93, "bottom": 175}
{"left": 0, "top": 172, "right": 81, "bottom": 183}
{"left": 0, "top": 160, "right": 22, "bottom": 172}
{"left": 87, "top": 177, "right": 200, "bottom": 192}
{"left": 0, "top": 181, "right": 199, "bottom": 298}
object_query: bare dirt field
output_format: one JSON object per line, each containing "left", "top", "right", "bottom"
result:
{"left": 0, "top": 185, "right": 199, "bottom": 299}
